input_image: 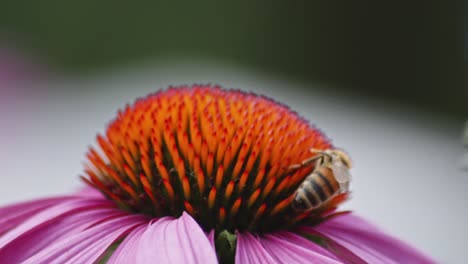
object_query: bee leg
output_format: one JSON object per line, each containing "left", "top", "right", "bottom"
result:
{"left": 302, "top": 155, "right": 322, "bottom": 166}
{"left": 310, "top": 148, "right": 334, "bottom": 161}
{"left": 309, "top": 148, "right": 323, "bottom": 154}
{"left": 288, "top": 155, "right": 322, "bottom": 171}
{"left": 288, "top": 164, "right": 303, "bottom": 170}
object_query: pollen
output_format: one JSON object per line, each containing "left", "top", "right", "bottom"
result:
{"left": 82, "top": 85, "right": 337, "bottom": 233}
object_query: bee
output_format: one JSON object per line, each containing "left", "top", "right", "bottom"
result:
{"left": 289, "top": 148, "right": 352, "bottom": 212}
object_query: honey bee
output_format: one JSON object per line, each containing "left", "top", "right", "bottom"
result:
{"left": 289, "top": 148, "right": 352, "bottom": 212}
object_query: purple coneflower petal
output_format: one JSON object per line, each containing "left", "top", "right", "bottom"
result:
{"left": 0, "top": 44, "right": 49, "bottom": 83}
{"left": 0, "top": 198, "right": 113, "bottom": 248}
{"left": 308, "top": 213, "right": 436, "bottom": 264}
{"left": 75, "top": 186, "right": 105, "bottom": 198}
{"left": 135, "top": 212, "right": 218, "bottom": 263}
{"left": 0, "top": 207, "right": 123, "bottom": 263}
{"left": 208, "top": 230, "right": 216, "bottom": 249}
{"left": 107, "top": 225, "right": 147, "bottom": 264}
{"left": 236, "top": 232, "right": 277, "bottom": 264}
{"left": 259, "top": 231, "right": 341, "bottom": 264}
{"left": 0, "top": 197, "right": 73, "bottom": 235}
{"left": 22, "top": 214, "right": 147, "bottom": 264}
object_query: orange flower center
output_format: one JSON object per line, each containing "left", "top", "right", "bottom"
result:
{"left": 82, "top": 85, "right": 342, "bottom": 233}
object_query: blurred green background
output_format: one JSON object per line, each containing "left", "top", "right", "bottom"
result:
{"left": 1, "top": 1, "right": 465, "bottom": 116}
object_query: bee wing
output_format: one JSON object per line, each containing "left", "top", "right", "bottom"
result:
{"left": 331, "top": 161, "right": 351, "bottom": 193}
{"left": 331, "top": 160, "right": 351, "bottom": 184}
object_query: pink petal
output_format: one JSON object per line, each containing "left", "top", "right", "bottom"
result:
{"left": 308, "top": 213, "right": 436, "bottom": 264}
{"left": 74, "top": 186, "right": 105, "bottom": 198}
{"left": 208, "top": 230, "right": 216, "bottom": 249}
{"left": 0, "top": 196, "right": 74, "bottom": 235}
{"left": 0, "top": 197, "right": 72, "bottom": 216}
{"left": 0, "top": 198, "right": 113, "bottom": 248}
{"left": 259, "top": 231, "right": 341, "bottom": 264}
{"left": 307, "top": 235, "right": 366, "bottom": 264}
{"left": 107, "top": 225, "right": 147, "bottom": 264}
{"left": 236, "top": 232, "right": 278, "bottom": 264}
{"left": 0, "top": 44, "right": 49, "bottom": 83}
{"left": 22, "top": 214, "right": 147, "bottom": 264}
{"left": 0, "top": 207, "right": 123, "bottom": 263}
{"left": 136, "top": 212, "right": 218, "bottom": 263}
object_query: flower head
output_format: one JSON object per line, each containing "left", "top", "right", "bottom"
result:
{"left": 0, "top": 85, "right": 436, "bottom": 263}
{"left": 83, "top": 86, "right": 335, "bottom": 233}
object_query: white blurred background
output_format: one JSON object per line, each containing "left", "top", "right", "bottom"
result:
{"left": 0, "top": 61, "right": 466, "bottom": 263}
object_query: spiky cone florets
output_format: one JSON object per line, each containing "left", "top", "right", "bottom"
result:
{"left": 82, "top": 85, "right": 344, "bottom": 233}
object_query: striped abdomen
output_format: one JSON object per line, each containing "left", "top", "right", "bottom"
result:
{"left": 292, "top": 167, "right": 340, "bottom": 211}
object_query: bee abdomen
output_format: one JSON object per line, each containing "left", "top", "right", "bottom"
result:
{"left": 293, "top": 167, "right": 342, "bottom": 211}
{"left": 315, "top": 170, "right": 339, "bottom": 195}
{"left": 303, "top": 175, "right": 328, "bottom": 202}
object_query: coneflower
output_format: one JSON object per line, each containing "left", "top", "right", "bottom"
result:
{"left": 0, "top": 85, "right": 435, "bottom": 263}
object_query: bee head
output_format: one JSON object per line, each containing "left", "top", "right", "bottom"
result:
{"left": 330, "top": 149, "right": 353, "bottom": 169}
